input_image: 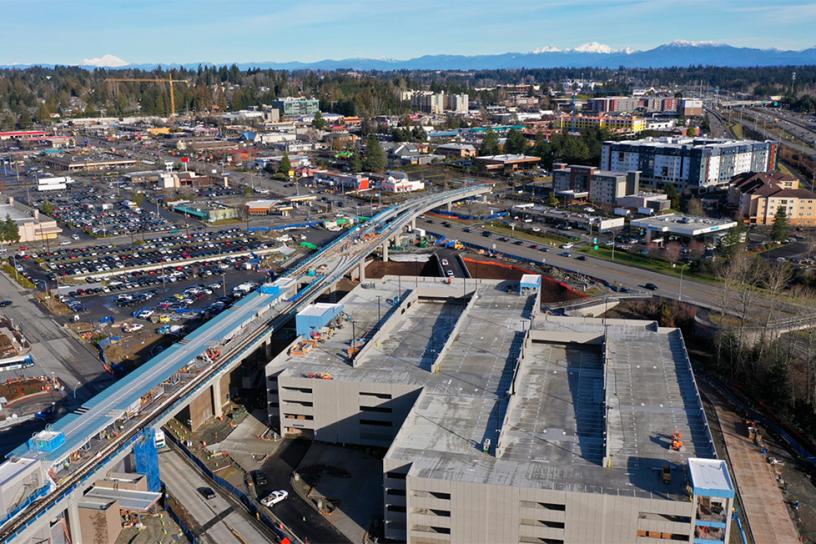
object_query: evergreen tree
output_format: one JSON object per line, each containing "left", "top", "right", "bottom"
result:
{"left": 664, "top": 183, "right": 681, "bottom": 210}
{"left": 772, "top": 206, "right": 789, "bottom": 242}
{"left": 278, "top": 153, "right": 292, "bottom": 177}
{"left": 362, "top": 136, "right": 386, "bottom": 173}
{"left": 312, "top": 111, "right": 326, "bottom": 130}
{"left": 479, "top": 130, "right": 500, "bottom": 156}
{"left": 504, "top": 129, "right": 528, "bottom": 154}
{"left": 351, "top": 149, "right": 362, "bottom": 173}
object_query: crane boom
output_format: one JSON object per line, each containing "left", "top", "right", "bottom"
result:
{"left": 105, "top": 75, "right": 189, "bottom": 117}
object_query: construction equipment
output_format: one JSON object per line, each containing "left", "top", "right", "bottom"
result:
{"left": 670, "top": 431, "right": 684, "bottom": 451}
{"left": 661, "top": 464, "right": 672, "bottom": 484}
{"left": 105, "top": 75, "right": 190, "bottom": 118}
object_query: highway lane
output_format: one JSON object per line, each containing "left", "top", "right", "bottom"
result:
{"left": 160, "top": 449, "right": 273, "bottom": 544}
{"left": 417, "top": 218, "right": 808, "bottom": 318}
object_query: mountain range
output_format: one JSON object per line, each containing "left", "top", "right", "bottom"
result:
{"left": 7, "top": 42, "right": 816, "bottom": 71}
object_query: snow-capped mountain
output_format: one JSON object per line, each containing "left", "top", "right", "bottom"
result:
{"left": 80, "top": 54, "right": 129, "bottom": 68}
{"left": 5, "top": 42, "right": 816, "bottom": 71}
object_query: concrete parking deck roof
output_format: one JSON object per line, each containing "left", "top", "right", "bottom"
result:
{"left": 271, "top": 277, "right": 718, "bottom": 499}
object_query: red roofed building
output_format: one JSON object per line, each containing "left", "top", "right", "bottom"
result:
{"left": 0, "top": 130, "right": 47, "bottom": 141}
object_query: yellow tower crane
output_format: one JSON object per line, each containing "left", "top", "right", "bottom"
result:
{"left": 105, "top": 75, "right": 190, "bottom": 118}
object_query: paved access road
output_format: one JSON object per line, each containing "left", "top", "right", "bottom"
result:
{"left": 160, "top": 449, "right": 274, "bottom": 544}
{"left": 0, "top": 273, "right": 113, "bottom": 401}
{"left": 419, "top": 218, "right": 808, "bottom": 318}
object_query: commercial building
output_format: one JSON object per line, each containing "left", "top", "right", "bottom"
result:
{"left": 270, "top": 97, "right": 320, "bottom": 117}
{"left": 313, "top": 170, "right": 370, "bottom": 191}
{"left": 616, "top": 192, "right": 672, "bottom": 213}
{"left": 375, "top": 171, "right": 425, "bottom": 193}
{"left": 265, "top": 279, "right": 732, "bottom": 544}
{"left": 601, "top": 137, "right": 778, "bottom": 191}
{"left": 42, "top": 153, "right": 137, "bottom": 172}
{"left": 434, "top": 143, "right": 477, "bottom": 159}
{"left": 474, "top": 154, "right": 540, "bottom": 173}
{"left": 728, "top": 171, "right": 816, "bottom": 226}
{"left": 0, "top": 197, "right": 62, "bottom": 243}
{"left": 631, "top": 214, "right": 738, "bottom": 243}
{"left": 553, "top": 164, "right": 640, "bottom": 205}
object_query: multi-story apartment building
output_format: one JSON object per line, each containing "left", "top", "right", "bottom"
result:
{"left": 401, "top": 91, "right": 469, "bottom": 115}
{"left": 553, "top": 163, "right": 640, "bottom": 205}
{"left": 729, "top": 171, "right": 816, "bottom": 225}
{"left": 270, "top": 97, "right": 320, "bottom": 117}
{"left": 560, "top": 113, "right": 646, "bottom": 134}
{"left": 265, "top": 278, "right": 734, "bottom": 544}
{"left": 601, "top": 137, "right": 778, "bottom": 191}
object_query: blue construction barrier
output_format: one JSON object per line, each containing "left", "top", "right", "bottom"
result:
{"left": 134, "top": 427, "right": 161, "bottom": 492}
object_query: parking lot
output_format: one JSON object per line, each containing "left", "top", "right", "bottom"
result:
{"left": 17, "top": 227, "right": 290, "bottom": 282}
{"left": 27, "top": 181, "right": 176, "bottom": 239}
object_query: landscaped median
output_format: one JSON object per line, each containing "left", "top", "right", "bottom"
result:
{"left": 485, "top": 222, "right": 576, "bottom": 247}
{"left": 1, "top": 262, "right": 36, "bottom": 289}
{"left": 578, "top": 246, "right": 719, "bottom": 283}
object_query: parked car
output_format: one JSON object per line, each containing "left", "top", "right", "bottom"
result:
{"left": 261, "top": 490, "right": 289, "bottom": 507}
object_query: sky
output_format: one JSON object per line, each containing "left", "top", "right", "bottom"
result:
{"left": 2, "top": 0, "right": 816, "bottom": 66}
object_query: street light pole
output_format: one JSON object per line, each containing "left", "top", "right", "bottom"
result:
{"left": 679, "top": 263, "right": 687, "bottom": 302}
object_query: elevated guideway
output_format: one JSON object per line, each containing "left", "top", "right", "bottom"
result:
{"left": 0, "top": 184, "right": 490, "bottom": 544}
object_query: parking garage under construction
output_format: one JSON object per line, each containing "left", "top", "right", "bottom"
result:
{"left": 266, "top": 276, "right": 734, "bottom": 544}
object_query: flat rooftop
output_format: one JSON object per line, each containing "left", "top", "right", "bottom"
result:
{"left": 631, "top": 214, "right": 737, "bottom": 236}
{"left": 608, "top": 136, "right": 771, "bottom": 149}
{"left": 271, "top": 277, "right": 717, "bottom": 499}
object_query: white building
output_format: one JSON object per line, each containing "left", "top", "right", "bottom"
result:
{"left": 601, "top": 137, "right": 778, "bottom": 191}
{"left": 37, "top": 176, "right": 74, "bottom": 192}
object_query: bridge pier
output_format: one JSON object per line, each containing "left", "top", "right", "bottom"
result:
{"left": 358, "top": 260, "right": 366, "bottom": 281}
{"left": 409, "top": 217, "right": 416, "bottom": 231}
{"left": 265, "top": 340, "right": 273, "bottom": 360}
{"left": 66, "top": 498, "right": 84, "bottom": 544}
{"left": 212, "top": 377, "right": 225, "bottom": 419}
{"left": 446, "top": 201, "right": 452, "bottom": 212}
{"left": 382, "top": 241, "right": 389, "bottom": 262}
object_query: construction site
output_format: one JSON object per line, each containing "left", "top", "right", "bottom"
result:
{"left": 265, "top": 276, "right": 732, "bottom": 544}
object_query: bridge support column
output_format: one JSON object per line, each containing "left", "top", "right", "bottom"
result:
{"left": 265, "top": 340, "right": 273, "bottom": 360}
{"left": 409, "top": 217, "right": 416, "bottom": 231}
{"left": 212, "top": 378, "right": 225, "bottom": 419}
{"left": 189, "top": 389, "right": 214, "bottom": 431}
{"left": 66, "top": 498, "right": 84, "bottom": 544}
{"left": 382, "top": 241, "right": 389, "bottom": 262}
{"left": 358, "top": 260, "right": 366, "bottom": 281}
{"left": 446, "top": 201, "right": 452, "bottom": 212}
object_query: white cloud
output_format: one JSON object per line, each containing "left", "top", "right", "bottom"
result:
{"left": 81, "top": 54, "right": 128, "bottom": 67}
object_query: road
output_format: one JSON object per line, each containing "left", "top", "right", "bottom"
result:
{"left": 256, "top": 439, "right": 350, "bottom": 544}
{"left": 0, "top": 271, "right": 112, "bottom": 457}
{"left": 418, "top": 218, "right": 809, "bottom": 318}
{"left": 160, "top": 449, "right": 274, "bottom": 544}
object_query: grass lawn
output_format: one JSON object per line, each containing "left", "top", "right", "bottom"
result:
{"left": 579, "top": 246, "right": 719, "bottom": 283}
{"left": 1, "top": 263, "right": 35, "bottom": 289}
{"left": 486, "top": 223, "right": 575, "bottom": 246}
{"left": 730, "top": 123, "right": 745, "bottom": 139}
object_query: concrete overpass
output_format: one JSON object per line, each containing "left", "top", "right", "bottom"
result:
{"left": 0, "top": 184, "right": 491, "bottom": 544}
